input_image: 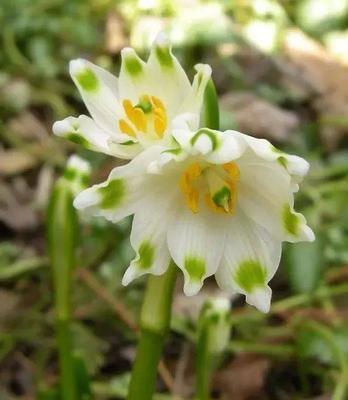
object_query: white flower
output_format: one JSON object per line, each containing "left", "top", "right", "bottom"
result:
{"left": 73, "top": 124, "right": 314, "bottom": 313}
{"left": 52, "top": 37, "right": 211, "bottom": 159}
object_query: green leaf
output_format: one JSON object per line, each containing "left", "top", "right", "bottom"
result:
{"left": 74, "top": 354, "right": 92, "bottom": 400}
{"left": 201, "top": 78, "right": 219, "bottom": 130}
{"left": 284, "top": 232, "right": 324, "bottom": 293}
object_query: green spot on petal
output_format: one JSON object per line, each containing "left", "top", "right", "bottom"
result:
{"left": 98, "top": 179, "right": 125, "bottom": 209}
{"left": 234, "top": 260, "right": 267, "bottom": 293}
{"left": 137, "top": 241, "right": 155, "bottom": 270}
{"left": 162, "top": 148, "right": 181, "bottom": 155}
{"left": 66, "top": 133, "right": 91, "bottom": 148}
{"left": 277, "top": 156, "right": 288, "bottom": 168}
{"left": 191, "top": 128, "right": 219, "bottom": 150}
{"left": 185, "top": 256, "right": 206, "bottom": 281}
{"left": 155, "top": 46, "right": 174, "bottom": 68}
{"left": 124, "top": 56, "right": 143, "bottom": 76}
{"left": 283, "top": 204, "right": 300, "bottom": 236}
{"left": 120, "top": 140, "right": 137, "bottom": 146}
{"left": 76, "top": 69, "right": 98, "bottom": 92}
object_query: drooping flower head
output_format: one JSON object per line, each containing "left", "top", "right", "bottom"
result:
{"left": 53, "top": 36, "right": 211, "bottom": 159}
{"left": 73, "top": 119, "right": 314, "bottom": 313}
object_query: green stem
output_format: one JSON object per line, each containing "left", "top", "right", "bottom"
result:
{"left": 196, "top": 329, "right": 215, "bottom": 400}
{"left": 196, "top": 299, "right": 230, "bottom": 400}
{"left": 127, "top": 262, "right": 177, "bottom": 400}
{"left": 47, "top": 178, "right": 78, "bottom": 400}
{"left": 201, "top": 78, "right": 220, "bottom": 130}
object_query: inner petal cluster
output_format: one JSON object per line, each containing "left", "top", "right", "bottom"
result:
{"left": 118, "top": 95, "right": 167, "bottom": 140}
{"left": 179, "top": 161, "right": 240, "bottom": 214}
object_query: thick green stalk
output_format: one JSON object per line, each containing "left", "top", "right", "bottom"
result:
{"left": 47, "top": 178, "right": 78, "bottom": 400}
{"left": 127, "top": 262, "right": 177, "bottom": 400}
{"left": 196, "top": 299, "right": 231, "bottom": 400}
{"left": 201, "top": 78, "right": 220, "bottom": 130}
{"left": 196, "top": 326, "right": 215, "bottom": 400}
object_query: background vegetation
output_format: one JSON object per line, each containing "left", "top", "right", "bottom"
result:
{"left": 1, "top": 0, "right": 348, "bottom": 398}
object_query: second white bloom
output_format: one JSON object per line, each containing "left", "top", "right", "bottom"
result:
{"left": 74, "top": 124, "right": 314, "bottom": 313}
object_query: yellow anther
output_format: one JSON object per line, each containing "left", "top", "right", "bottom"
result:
{"left": 123, "top": 99, "right": 135, "bottom": 121}
{"left": 223, "top": 162, "right": 240, "bottom": 181}
{"left": 120, "top": 95, "right": 168, "bottom": 138}
{"left": 179, "top": 163, "right": 202, "bottom": 213}
{"left": 151, "top": 96, "right": 165, "bottom": 111}
{"left": 188, "top": 189, "right": 199, "bottom": 213}
{"left": 186, "top": 162, "right": 202, "bottom": 179}
{"left": 132, "top": 107, "right": 147, "bottom": 132}
{"left": 154, "top": 116, "right": 165, "bottom": 137}
{"left": 119, "top": 119, "right": 136, "bottom": 137}
{"left": 123, "top": 100, "right": 147, "bottom": 132}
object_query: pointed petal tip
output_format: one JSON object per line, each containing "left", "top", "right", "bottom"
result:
{"left": 52, "top": 119, "right": 67, "bottom": 136}
{"left": 69, "top": 58, "right": 87, "bottom": 76}
{"left": 304, "top": 226, "right": 316, "bottom": 242}
{"left": 246, "top": 286, "right": 272, "bottom": 313}
{"left": 122, "top": 267, "right": 136, "bottom": 286}
{"left": 120, "top": 47, "right": 136, "bottom": 58}
{"left": 194, "top": 63, "right": 212, "bottom": 77}
{"left": 183, "top": 280, "right": 203, "bottom": 296}
{"left": 73, "top": 188, "right": 99, "bottom": 210}
{"left": 153, "top": 31, "right": 170, "bottom": 48}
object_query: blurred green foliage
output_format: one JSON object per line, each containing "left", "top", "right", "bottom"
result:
{"left": 1, "top": 0, "right": 348, "bottom": 399}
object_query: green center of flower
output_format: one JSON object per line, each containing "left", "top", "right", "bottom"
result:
{"left": 118, "top": 95, "right": 167, "bottom": 139}
{"left": 179, "top": 162, "right": 240, "bottom": 214}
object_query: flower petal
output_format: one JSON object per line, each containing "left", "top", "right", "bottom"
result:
{"left": 235, "top": 132, "right": 310, "bottom": 186}
{"left": 118, "top": 48, "right": 148, "bottom": 103}
{"left": 122, "top": 182, "right": 177, "bottom": 285}
{"left": 215, "top": 211, "right": 282, "bottom": 313}
{"left": 53, "top": 115, "right": 137, "bottom": 158}
{"left": 282, "top": 203, "right": 315, "bottom": 243}
{"left": 178, "top": 64, "right": 212, "bottom": 120}
{"left": 73, "top": 146, "right": 163, "bottom": 221}
{"left": 238, "top": 157, "right": 291, "bottom": 238}
{"left": 69, "top": 59, "right": 122, "bottom": 133}
{"left": 167, "top": 205, "right": 227, "bottom": 296}
{"left": 145, "top": 37, "right": 191, "bottom": 117}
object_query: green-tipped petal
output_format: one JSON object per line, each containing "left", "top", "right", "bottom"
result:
{"left": 69, "top": 59, "right": 121, "bottom": 133}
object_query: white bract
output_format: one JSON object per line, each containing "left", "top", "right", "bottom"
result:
{"left": 53, "top": 38, "right": 211, "bottom": 160}
{"left": 73, "top": 121, "right": 314, "bottom": 313}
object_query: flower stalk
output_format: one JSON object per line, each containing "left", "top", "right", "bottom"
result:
{"left": 127, "top": 262, "right": 177, "bottom": 400}
{"left": 196, "top": 298, "right": 231, "bottom": 400}
{"left": 47, "top": 176, "right": 78, "bottom": 400}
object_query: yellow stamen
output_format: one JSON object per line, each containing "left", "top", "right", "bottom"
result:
{"left": 119, "top": 119, "right": 136, "bottom": 137}
{"left": 154, "top": 115, "right": 166, "bottom": 137}
{"left": 179, "top": 163, "right": 202, "bottom": 213}
{"left": 122, "top": 100, "right": 146, "bottom": 132}
{"left": 223, "top": 162, "right": 240, "bottom": 181}
{"left": 151, "top": 96, "right": 165, "bottom": 111}
{"left": 132, "top": 107, "right": 147, "bottom": 132}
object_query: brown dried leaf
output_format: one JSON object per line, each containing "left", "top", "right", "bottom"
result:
{"left": 220, "top": 91, "right": 299, "bottom": 142}
{"left": 105, "top": 13, "right": 127, "bottom": 54}
{"left": 8, "top": 112, "right": 50, "bottom": 142}
{"left": 0, "top": 150, "right": 37, "bottom": 176}
{"left": 282, "top": 29, "right": 348, "bottom": 149}
{"left": 214, "top": 354, "right": 270, "bottom": 400}
{"left": 0, "top": 180, "right": 38, "bottom": 231}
